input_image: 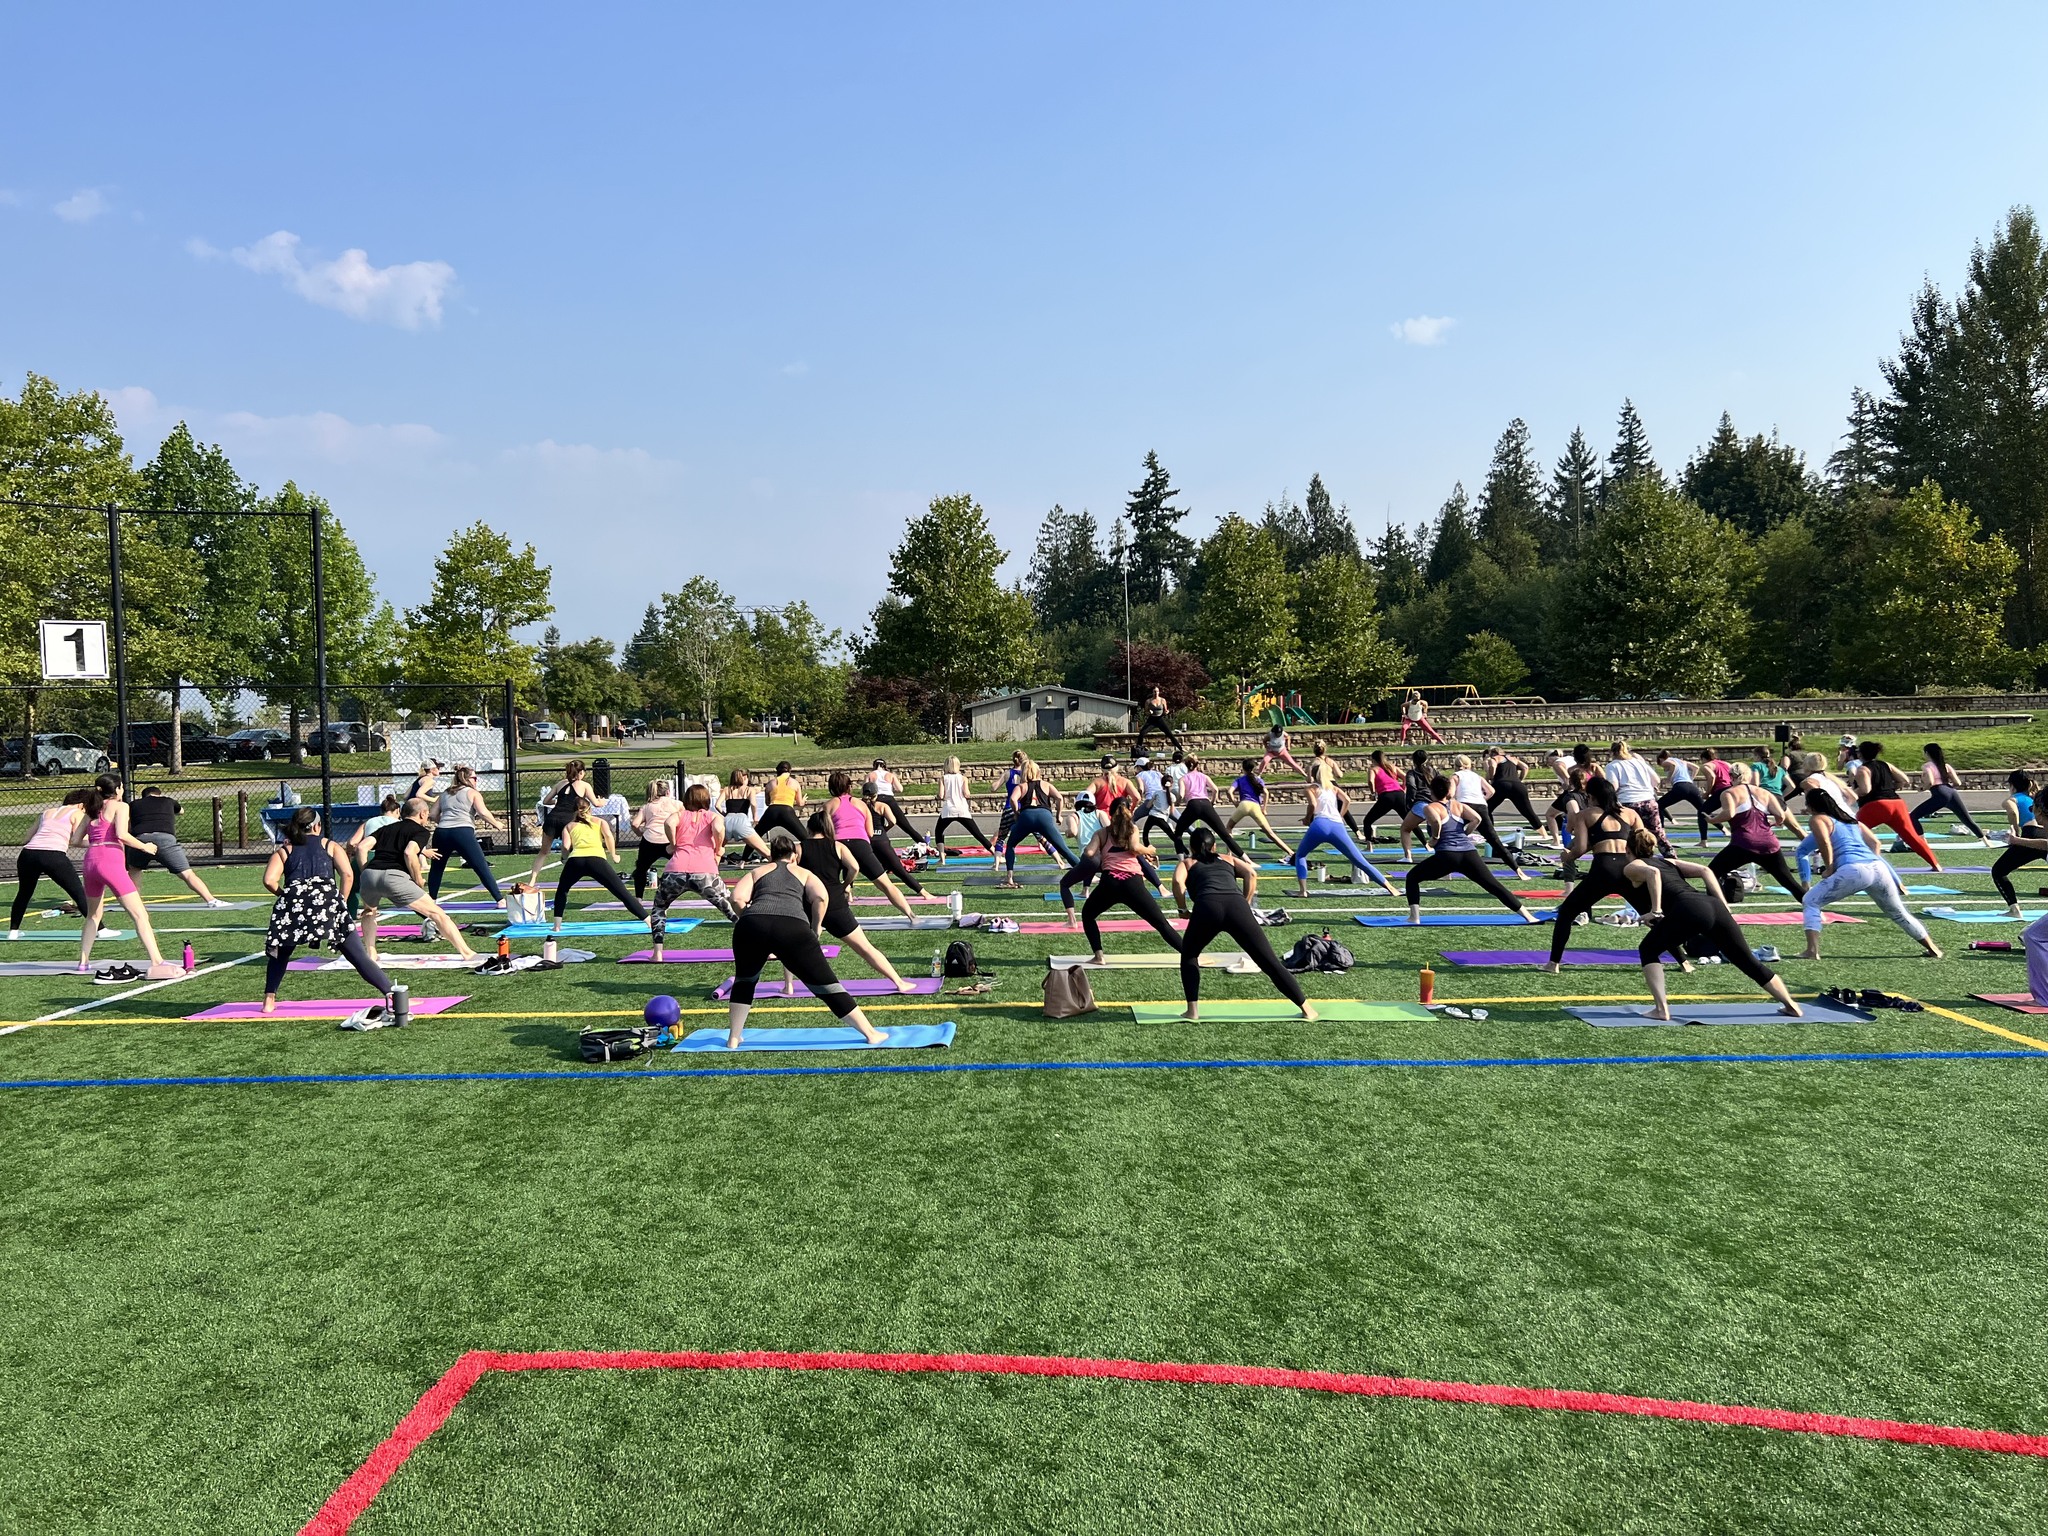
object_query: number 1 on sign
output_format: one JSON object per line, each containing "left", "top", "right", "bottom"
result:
{"left": 62, "top": 628, "right": 86, "bottom": 673}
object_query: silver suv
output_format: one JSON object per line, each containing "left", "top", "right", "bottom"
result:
{"left": 6, "top": 733, "right": 112, "bottom": 776}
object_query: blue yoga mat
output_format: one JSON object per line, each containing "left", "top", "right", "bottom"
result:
{"left": 672, "top": 1021, "right": 957, "bottom": 1052}
{"left": 1923, "top": 907, "right": 2037, "bottom": 924}
{"left": 1902, "top": 886, "right": 1962, "bottom": 896}
{"left": 492, "top": 918, "right": 702, "bottom": 938}
{"left": 1354, "top": 912, "right": 1554, "bottom": 928}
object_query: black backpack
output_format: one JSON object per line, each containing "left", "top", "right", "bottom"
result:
{"left": 580, "top": 1025, "right": 667, "bottom": 1062}
{"left": 1283, "top": 932, "right": 1354, "bottom": 974}
{"left": 943, "top": 939, "right": 980, "bottom": 978}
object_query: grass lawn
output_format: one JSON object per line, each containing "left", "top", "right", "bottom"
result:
{"left": 6, "top": 823, "right": 2048, "bottom": 1531}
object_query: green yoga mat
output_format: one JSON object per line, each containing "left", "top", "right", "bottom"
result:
{"left": 1127, "top": 1000, "right": 1434, "bottom": 1023}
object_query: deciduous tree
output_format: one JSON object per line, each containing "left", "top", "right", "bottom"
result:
{"left": 1192, "top": 515, "right": 1294, "bottom": 725}
{"left": 1291, "top": 555, "right": 1409, "bottom": 720}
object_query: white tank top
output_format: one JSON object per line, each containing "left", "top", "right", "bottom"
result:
{"left": 1313, "top": 787, "right": 1341, "bottom": 819}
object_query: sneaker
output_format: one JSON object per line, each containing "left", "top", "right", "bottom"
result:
{"left": 1754, "top": 945, "right": 1782, "bottom": 963}
{"left": 203, "top": 899, "right": 233, "bottom": 910}
{"left": 93, "top": 963, "right": 145, "bottom": 985}
{"left": 338, "top": 1005, "right": 397, "bottom": 1031}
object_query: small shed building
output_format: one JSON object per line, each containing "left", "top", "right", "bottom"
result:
{"left": 964, "top": 687, "right": 1136, "bottom": 742}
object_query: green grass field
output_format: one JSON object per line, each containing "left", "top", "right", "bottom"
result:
{"left": 7, "top": 824, "right": 2048, "bottom": 1532}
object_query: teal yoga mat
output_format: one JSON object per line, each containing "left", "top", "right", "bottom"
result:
{"left": 1922, "top": 907, "right": 2038, "bottom": 923}
{"left": 0, "top": 930, "right": 130, "bottom": 942}
{"left": 1354, "top": 912, "right": 1552, "bottom": 928}
{"left": 492, "top": 918, "right": 701, "bottom": 938}
{"left": 672, "top": 1022, "right": 956, "bottom": 1052}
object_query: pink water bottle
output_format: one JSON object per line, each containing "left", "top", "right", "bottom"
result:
{"left": 182, "top": 942, "right": 196, "bottom": 973}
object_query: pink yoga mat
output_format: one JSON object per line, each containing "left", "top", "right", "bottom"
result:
{"left": 620, "top": 946, "right": 840, "bottom": 964}
{"left": 1017, "top": 918, "right": 1187, "bottom": 935}
{"left": 712, "top": 976, "right": 946, "bottom": 998}
{"left": 1973, "top": 992, "right": 2048, "bottom": 1016}
{"left": 1734, "top": 912, "right": 1861, "bottom": 925}
{"left": 185, "top": 996, "right": 468, "bottom": 1021}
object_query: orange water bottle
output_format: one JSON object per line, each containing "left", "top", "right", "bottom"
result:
{"left": 497, "top": 936, "right": 511, "bottom": 961}
{"left": 1418, "top": 965, "right": 1435, "bottom": 1006}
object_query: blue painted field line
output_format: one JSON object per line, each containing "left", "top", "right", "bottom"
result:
{"left": 0, "top": 1048, "right": 2034, "bottom": 1092}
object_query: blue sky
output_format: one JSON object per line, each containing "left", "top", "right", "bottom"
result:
{"left": 4, "top": 3, "right": 2045, "bottom": 646}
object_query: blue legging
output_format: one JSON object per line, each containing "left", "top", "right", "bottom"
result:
{"left": 428, "top": 825, "right": 504, "bottom": 900}
{"left": 1292, "top": 817, "right": 1394, "bottom": 891}
{"left": 1795, "top": 831, "right": 1817, "bottom": 884}
{"left": 1004, "top": 807, "right": 1076, "bottom": 871}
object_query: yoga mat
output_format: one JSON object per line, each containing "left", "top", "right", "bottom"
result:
{"left": 492, "top": 919, "right": 701, "bottom": 938}
{"left": 1900, "top": 885, "right": 1963, "bottom": 896}
{"left": 1572, "top": 999, "right": 1874, "bottom": 1028}
{"left": 1926, "top": 907, "right": 2038, "bottom": 923}
{"left": 370, "top": 924, "right": 424, "bottom": 938}
{"left": 0, "top": 930, "right": 130, "bottom": 942}
{"left": 145, "top": 900, "right": 262, "bottom": 913}
{"left": 1902, "top": 863, "right": 1991, "bottom": 874}
{"left": 962, "top": 871, "right": 1064, "bottom": 886}
{"left": 620, "top": 946, "right": 840, "bottom": 964}
{"left": 711, "top": 976, "right": 947, "bottom": 999}
{"left": 0, "top": 960, "right": 108, "bottom": 976}
{"left": 672, "top": 1022, "right": 956, "bottom": 1052}
{"left": 1355, "top": 913, "right": 1552, "bottom": 928}
{"left": 856, "top": 916, "right": 960, "bottom": 930}
{"left": 1735, "top": 911, "right": 1859, "bottom": 925}
{"left": 1127, "top": 1000, "right": 1434, "bottom": 1023}
{"left": 438, "top": 901, "right": 505, "bottom": 912}
{"left": 185, "top": 995, "right": 468, "bottom": 1021}
{"left": 1972, "top": 992, "right": 2048, "bottom": 1016}
{"left": 1017, "top": 918, "right": 1187, "bottom": 935}
{"left": 1047, "top": 952, "right": 1257, "bottom": 971}
{"left": 321, "top": 954, "right": 487, "bottom": 971}
{"left": 1440, "top": 949, "right": 1641, "bottom": 967}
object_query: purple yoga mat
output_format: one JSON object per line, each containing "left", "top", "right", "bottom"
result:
{"left": 185, "top": 995, "right": 468, "bottom": 1021}
{"left": 1440, "top": 949, "right": 1641, "bottom": 967}
{"left": 711, "top": 975, "right": 946, "bottom": 999}
{"left": 620, "top": 946, "right": 840, "bottom": 964}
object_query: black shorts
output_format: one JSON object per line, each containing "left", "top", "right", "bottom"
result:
{"left": 822, "top": 901, "right": 857, "bottom": 939}
{"left": 841, "top": 837, "right": 886, "bottom": 881}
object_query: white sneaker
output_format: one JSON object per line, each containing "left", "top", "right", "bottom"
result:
{"left": 203, "top": 899, "right": 232, "bottom": 910}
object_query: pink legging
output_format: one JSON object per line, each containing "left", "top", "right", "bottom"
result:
{"left": 1399, "top": 716, "right": 1444, "bottom": 744}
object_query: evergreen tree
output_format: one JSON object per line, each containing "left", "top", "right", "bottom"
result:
{"left": 1299, "top": 474, "right": 1361, "bottom": 566}
{"left": 620, "top": 604, "right": 661, "bottom": 676}
{"left": 1423, "top": 484, "right": 1476, "bottom": 586}
{"left": 1545, "top": 427, "right": 1601, "bottom": 558}
{"left": 1025, "top": 504, "right": 1114, "bottom": 629}
{"left": 1367, "top": 521, "right": 1429, "bottom": 607}
{"left": 1604, "top": 399, "right": 1663, "bottom": 499}
{"left": 1680, "top": 412, "right": 1822, "bottom": 536}
{"left": 1125, "top": 451, "right": 1195, "bottom": 602}
{"left": 1828, "top": 387, "right": 1887, "bottom": 494}
{"left": 1474, "top": 419, "right": 1544, "bottom": 572}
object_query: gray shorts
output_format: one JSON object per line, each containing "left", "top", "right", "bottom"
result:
{"left": 360, "top": 866, "right": 428, "bottom": 908}
{"left": 130, "top": 830, "right": 190, "bottom": 875}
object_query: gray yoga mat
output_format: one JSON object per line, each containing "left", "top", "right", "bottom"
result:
{"left": 1570, "top": 998, "right": 1874, "bottom": 1028}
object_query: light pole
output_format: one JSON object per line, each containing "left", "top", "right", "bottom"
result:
{"left": 1120, "top": 516, "right": 1132, "bottom": 703}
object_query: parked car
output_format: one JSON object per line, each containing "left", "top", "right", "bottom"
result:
{"left": 109, "top": 721, "right": 231, "bottom": 767}
{"left": 223, "top": 728, "right": 293, "bottom": 761}
{"left": 524, "top": 719, "right": 567, "bottom": 744}
{"left": 622, "top": 718, "right": 651, "bottom": 738}
{"left": 302, "top": 721, "right": 374, "bottom": 755}
{"left": 441, "top": 715, "right": 488, "bottom": 730}
{"left": 3, "top": 733, "right": 112, "bottom": 776}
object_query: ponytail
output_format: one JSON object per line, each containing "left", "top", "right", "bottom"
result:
{"left": 1107, "top": 801, "right": 1138, "bottom": 852}
{"left": 287, "top": 806, "right": 320, "bottom": 845}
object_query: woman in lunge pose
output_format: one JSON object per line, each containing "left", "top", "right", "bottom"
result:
{"left": 552, "top": 799, "right": 649, "bottom": 925}
{"left": 1358, "top": 749, "right": 1410, "bottom": 846}
{"left": 1289, "top": 779, "right": 1396, "bottom": 898}
{"left": 1706, "top": 762, "right": 1805, "bottom": 899}
{"left": 722, "top": 831, "right": 890, "bottom": 1049}
{"left": 1911, "top": 743, "right": 1986, "bottom": 840}
{"left": 357, "top": 797, "right": 476, "bottom": 965}
{"left": 651, "top": 783, "right": 739, "bottom": 921}
{"left": 1401, "top": 776, "right": 1538, "bottom": 925}
{"left": 529, "top": 760, "right": 596, "bottom": 886}
{"left": 1991, "top": 771, "right": 2044, "bottom": 919}
{"left": 1224, "top": 761, "right": 1285, "bottom": 846}
{"left": 9, "top": 791, "right": 88, "bottom": 940}
{"left": 757, "top": 762, "right": 808, "bottom": 842}
{"left": 1168, "top": 753, "right": 1245, "bottom": 856}
{"left": 861, "top": 782, "right": 934, "bottom": 898}
{"left": 824, "top": 770, "right": 915, "bottom": 916}
{"left": 756, "top": 814, "right": 914, "bottom": 996}
{"left": 629, "top": 778, "right": 680, "bottom": 902}
{"left": 1655, "top": 750, "right": 1714, "bottom": 845}
{"left": 1483, "top": 747, "right": 1543, "bottom": 833}
{"left": 1849, "top": 740, "right": 1940, "bottom": 872}
{"left": 1171, "top": 826, "right": 1313, "bottom": 1022}
{"left": 719, "top": 770, "right": 772, "bottom": 863}
{"left": 428, "top": 765, "right": 508, "bottom": 904}
{"left": 1543, "top": 777, "right": 1657, "bottom": 973}
{"left": 1798, "top": 789, "right": 1942, "bottom": 962}
{"left": 998, "top": 757, "right": 1078, "bottom": 885}
{"left": 1079, "top": 802, "right": 1183, "bottom": 963}
{"left": 1617, "top": 827, "right": 1801, "bottom": 1021}
{"left": 258, "top": 808, "right": 392, "bottom": 1014}
{"left": 931, "top": 756, "right": 994, "bottom": 862}
{"left": 72, "top": 778, "right": 175, "bottom": 978}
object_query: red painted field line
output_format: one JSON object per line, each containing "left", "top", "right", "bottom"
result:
{"left": 300, "top": 1347, "right": 2048, "bottom": 1534}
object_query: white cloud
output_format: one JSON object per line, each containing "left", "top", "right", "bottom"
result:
{"left": 1390, "top": 314, "right": 1455, "bottom": 346}
{"left": 184, "top": 236, "right": 220, "bottom": 259}
{"left": 501, "top": 439, "right": 685, "bottom": 485}
{"left": 212, "top": 230, "right": 457, "bottom": 330}
{"left": 216, "top": 409, "right": 444, "bottom": 463}
{"left": 54, "top": 188, "right": 110, "bottom": 223}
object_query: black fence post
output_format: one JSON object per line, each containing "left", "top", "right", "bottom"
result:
{"left": 502, "top": 680, "right": 519, "bottom": 853}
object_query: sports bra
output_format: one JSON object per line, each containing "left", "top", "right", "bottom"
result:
{"left": 1584, "top": 810, "right": 1629, "bottom": 849}
{"left": 87, "top": 814, "right": 120, "bottom": 848}
{"left": 723, "top": 796, "right": 753, "bottom": 816}
{"left": 1434, "top": 805, "right": 1475, "bottom": 852}
{"left": 1021, "top": 778, "right": 1053, "bottom": 810}
{"left": 2015, "top": 791, "right": 2037, "bottom": 829}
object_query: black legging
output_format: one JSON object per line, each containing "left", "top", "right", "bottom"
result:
{"left": 1658, "top": 782, "right": 1713, "bottom": 841}
{"left": 730, "top": 910, "right": 859, "bottom": 1017}
{"left": 870, "top": 828, "right": 926, "bottom": 895}
{"left": 1171, "top": 799, "right": 1244, "bottom": 857}
{"left": 1081, "top": 872, "right": 1183, "bottom": 953}
{"left": 1134, "top": 714, "right": 1184, "bottom": 754}
{"left": 11, "top": 848, "right": 88, "bottom": 930}
{"left": 1181, "top": 892, "right": 1305, "bottom": 1008}
{"left": 1405, "top": 847, "right": 1524, "bottom": 913}
{"left": 631, "top": 838, "right": 669, "bottom": 900}
{"left": 265, "top": 930, "right": 390, "bottom": 996}
{"left": 1358, "top": 792, "right": 1409, "bottom": 842}
{"left": 756, "top": 804, "right": 806, "bottom": 841}
{"left": 1709, "top": 840, "right": 1806, "bottom": 900}
{"left": 1140, "top": 812, "right": 1178, "bottom": 850}
{"left": 932, "top": 815, "right": 993, "bottom": 852}
{"left": 1637, "top": 905, "right": 1777, "bottom": 990}
{"left": 1487, "top": 781, "right": 1543, "bottom": 830}
{"left": 554, "top": 856, "right": 648, "bottom": 919}
{"left": 1061, "top": 852, "right": 1161, "bottom": 910}
{"left": 1469, "top": 803, "right": 1519, "bottom": 868}
{"left": 874, "top": 793, "right": 910, "bottom": 832}
{"left": 1549, "top": 851, "right": 1648, "bottom": 963}
{"left": 1993, "top": 834, "right": 2046, "bottom": 906}
{"left": 1912, "top": 784, "right": 1985, "bottom": 837}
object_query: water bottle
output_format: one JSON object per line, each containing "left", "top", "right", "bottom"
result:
{"left": 181, "top": 941, "right": 195, "bottom": 973}
{"left": 391, "top": 984, "right": 411, "bottom": 1025}
{"left": 543, "top": 934, "right": 559, "bottom": 965}
{"left": 931, "top": 945, "right": 944, "bottom": 977}
{"left": 947, "top": 890, "right": 963, "bottom": 920}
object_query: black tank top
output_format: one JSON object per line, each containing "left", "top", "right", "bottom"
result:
{"left": 798, "top": 839, "right": 851, "bottom": 906}
{"left": 1586, "top": 810, "right": 1629, "bottom": 849}
{"left": 1862, "top": 760, "right": 1903, "bottom": 803}
{"left": 1492, "top": 758, "right": 1523, "bottom": 788}
{"left": 746, "top": 862, "right": 810, "bottom": 921}
{"left": 1187, "top": 855, "right": 1240, "bottom": 904}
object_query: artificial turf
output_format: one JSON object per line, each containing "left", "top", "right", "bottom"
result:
{"left": 6, "top": 832, "right": 2048, "bottom": 1532}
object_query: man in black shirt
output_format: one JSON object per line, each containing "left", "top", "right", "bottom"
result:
{"left": 358, "top": 797, "right": 475, "bottom": 962}
{"left": 126, "top": 786, "right": 230, "bottom": 907}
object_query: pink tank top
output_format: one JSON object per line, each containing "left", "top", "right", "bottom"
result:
{"left": 830, "top": 795, "right": 868, "bottom": 841}
{"left": 1102, "top": 843, "right": 1142, "bottom": 878}
{"left": 665, "top": 808, "right": 721, "bottom": 874}
{"left": 87, "top": 814, "right": 119, "bottom": 849}
{"left": 1372, "top": 766, "right": 1401, "bottom": 794}
{"left": 1181, "top": 771, "right": 1214, "bottom": 800}
{"left": 26, "top": 805, "right": 76, "bottom": 852}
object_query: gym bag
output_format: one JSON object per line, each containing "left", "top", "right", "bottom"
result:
{"left": 943, "top": 939, "right": 980, "bottom": 978}
{"left": 579, "top": 1025, "right": 667, "bottom": 1062}
{"left": 1282, "top": 932, "right": 1353, "bottom": 974}
{"left": 1042, "top": 964, "right": 1097, "bottom": 1018}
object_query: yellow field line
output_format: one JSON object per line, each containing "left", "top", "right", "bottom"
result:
{"left": 1915, "top": 998, "right": 2048, "bottom": 1053}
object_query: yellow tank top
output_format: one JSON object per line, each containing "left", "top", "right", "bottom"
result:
{"left": 768, "top": 774, "right": 800, "bottom": 806}
{"left": 563, "top": 819, "right": 608, "bottom": 858}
